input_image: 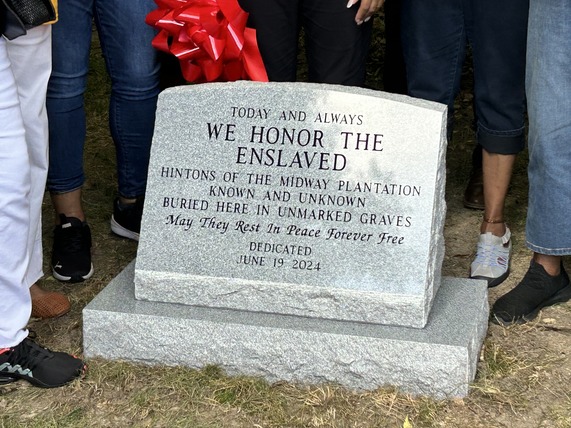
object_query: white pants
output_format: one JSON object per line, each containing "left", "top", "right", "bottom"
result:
{"left": 0, "top": 26, "right": 51, "bottom": 348}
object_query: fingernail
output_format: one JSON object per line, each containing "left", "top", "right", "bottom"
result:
{"left": 347, "top": 0, "right": 357, "bottom": 7}
{"left": 364, "top": 16, "right": 371, "bottom": 22}
{"left": 355, "top": 19, "right": 363, "bottom": 25}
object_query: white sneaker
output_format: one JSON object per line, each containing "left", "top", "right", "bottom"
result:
{"left": 470, "top": 227, "right": 511, "bottom": 287}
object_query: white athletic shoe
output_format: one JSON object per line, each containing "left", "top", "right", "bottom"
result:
{"left": 470, "top": 227, "right": 511, "bottom": 287}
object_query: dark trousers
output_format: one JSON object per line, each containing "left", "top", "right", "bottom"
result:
{"left": 239, "top": 0, "right": 373, "bottom": 86}
{"left": 400, "top": 0, "right": 528, "bottom": 154}
{"left": 383, "top": 0, "right": 407, "bottom": 94}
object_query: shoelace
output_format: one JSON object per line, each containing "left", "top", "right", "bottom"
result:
{"left": 4, "top": 338, "right": 53, "bottom": 371}
{"left": 474, "top": 242, "right": 509, "bottom": 268}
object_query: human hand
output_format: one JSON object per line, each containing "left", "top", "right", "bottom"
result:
{"left": 347, "top": 0, "right": 384, "bottom": 25}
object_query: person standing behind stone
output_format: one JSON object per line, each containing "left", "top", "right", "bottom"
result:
{"left": 492, "top": 0, "right": 571, "bottom": 325}
{"left": 400, "top": 0, "right": 528, "bottom": 288}
{"left": 46, "top": 0, "right": 161, "bottom": 283}
{"left": 238, "top": 0, "right": 384, "bottom": 86}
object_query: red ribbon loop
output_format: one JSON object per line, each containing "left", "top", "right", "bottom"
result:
{"left": 146, "top": 0, "right": 268, "bottom": 83}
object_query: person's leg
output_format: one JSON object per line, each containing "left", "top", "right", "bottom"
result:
{"left": 463, "top": 144, "right": 484, "bottom": 210}
{"left": 480, "top": 151, "right": 516, "bottom": 236}
{"left": 468, "top": 149, "right": 516, "bottom": 285}
{"left": 401, "top": 0, "right": 487, "bottom": 211}
{"left": 470, "top": 0, "right": 527, "bottom": 168}
{"left": 467, "top": 0, "right": 527, "bottom": 287}
{"left": 383, "top": 0, "right": 407, "bottom": 94}
{"left": 0, "top": 26, "right": 85, "bottom": 389}
{"left": 525, "top": 7, "right": 571, "bottom": 258}
{"left": 9, "top": 26, "right": 51, "bottom": 288}
{"left": 95, "top": 0, "right": 160, "bottom": 240}
{"left": 533, "top": 255, "right": 563, "bottom": 277}
{"left": 451, "top": 1, "right": 484, "bottom": 212}
{"left": 9, "top": 25, "right": 71, "bottom": 317}
{"left": 0, "top": 32, "right": 33, "bottom": 350}
{"left": 470, "top": 0, "right": 527, "bottom": 162}
{"left": 492, "top": 0, "right": 571, "bottom": 325}
{"left": 302, "top": 0, "right": 373, "bottom": 86}
{"left": 400, "top": 0, "right": 466, "bottom": 120}
{"left": 46, "top": 0, "right": 95, "bottom": 282}
{"left": 238, "top": 0, "right": 300, "bottom": 82}
{"left": 47, "top": 0, "right": 94, "bottom": 221}
{"left": 50, "top": 189, "right": 84, "bottom": 221}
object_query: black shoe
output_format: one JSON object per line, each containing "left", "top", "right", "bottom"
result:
{"left": 492, "top": 260, "right": 571, "bottom": 326}
{"left": 51, "top": 214, "right": 94, "bottom": 283}
{"left": 0, "top": 338, "right": 85, "bottom": 388}
{"left": 110, "top": 197, "right": 144, "bottom": 241}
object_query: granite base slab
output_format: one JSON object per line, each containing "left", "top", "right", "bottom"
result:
{"left": 83, "top": 262, "right": 489, "bottom": 398}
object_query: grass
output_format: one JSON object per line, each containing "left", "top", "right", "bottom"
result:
{"left": 3, "top": 15, "right": 571, "bottom": 428}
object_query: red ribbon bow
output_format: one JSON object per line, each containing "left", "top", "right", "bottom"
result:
{"left": 146, "top": 0, "right": 268, "bottom": 83}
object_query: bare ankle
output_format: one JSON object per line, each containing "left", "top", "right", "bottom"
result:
{"left": 119, "top": 196, "right": 137, "bottom": 205}
{"left": 480, "top": 219, "right": 507, "bottom": 237}
{"left": 533, "top": 253, "right": 561, "bottom": 276}
{"left": 51, "top": 190, "right": 86, "bottom": 223}
{"left": 29, "top": 283, "right": 47, "bottom": 298}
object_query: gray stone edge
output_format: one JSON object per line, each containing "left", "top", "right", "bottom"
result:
{"left": 422, "top": 114, "right": 449, "bottom": 318}
{"left": 164, "top": 81, "right": 448, "bottom": 113}
{"left": 134, "top": 269, "right": 428, "bottom": 328}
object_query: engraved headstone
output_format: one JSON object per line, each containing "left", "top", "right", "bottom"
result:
{"left": 83, "top": 82, "right": 489, "bottom": 398}
{"left": 135, "top": 82, "right": 447, "bottom": 328}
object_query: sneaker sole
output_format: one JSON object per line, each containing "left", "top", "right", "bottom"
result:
{"left": 492, "top": 284, "right": 571, "bottom": 326}
{"left": 110, "top": 216, "right": 140, "bottom": 241}
{"left": 0, "top": 376, "right": 17, "bottom": 385}
{"left": 471, "top": 269, "right": 510, "bottom": 288}
{"left": 52, "top": 263, "right": 94, "bottom": 283}
{"left": 2, "top": 363, "right": 87, "bottom": 388}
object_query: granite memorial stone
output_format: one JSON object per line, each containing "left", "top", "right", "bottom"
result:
{"left": 135, "top": 81, "right": 448, "bottom": 328}
{"left": 83, "top": 82, "right": 489, "bottom": 398}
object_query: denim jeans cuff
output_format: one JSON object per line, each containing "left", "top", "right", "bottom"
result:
{"left": 477, "top": 125, "right": 525, "bottom": 155}
{"left": 47, "top": 184, "right": 84, "bottom": 195}
{"left": 118, "top": 193, "right": 146, "bottom": 200}
{"left": 527, "top": 241, "right": 571, "bottom": 257}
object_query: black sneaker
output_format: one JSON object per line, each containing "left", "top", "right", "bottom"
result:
{"left": 51, "top": 214, "right": 94, "bottom": 283}
{"left": 110, "top": 197, "right": 144, "bottom": 241}
{"left": 0, "top": 338, "right": 85, "bottom": 388}
{"left": 492, "top": 260, "right": 571, "bottom": 326}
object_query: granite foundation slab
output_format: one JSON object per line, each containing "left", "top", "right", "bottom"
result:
{"left": 83, "top": 262, "right": 489, "bottom": 398}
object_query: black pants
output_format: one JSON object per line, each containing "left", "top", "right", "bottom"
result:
{"left": 400, "top": 0, "right": 528, "bottom": 154}
{"left": 383, "top": 0, "right": 407, "bottom": 94}
{"left": 239, "top": 0, "right": 373, "bottom": 86}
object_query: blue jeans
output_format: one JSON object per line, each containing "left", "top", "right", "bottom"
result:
{"left": 400, "top": 0, "right": 527, "bottom": 154}
{"left": 525, "top": 0, "right": 571, "bottom": 255}
{"left": 46, "top": 0, "right": 160, "bottom": 198}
